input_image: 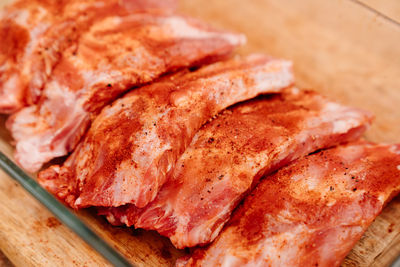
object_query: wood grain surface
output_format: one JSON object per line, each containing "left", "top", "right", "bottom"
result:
{"left": 0, "top": 0, "right": 399, "bottom": 266}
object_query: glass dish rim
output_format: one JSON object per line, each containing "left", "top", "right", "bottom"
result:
{"left": 0, "top": 150, "right": 133, "bottom": 267}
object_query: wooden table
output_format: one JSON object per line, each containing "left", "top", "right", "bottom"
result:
{"left": 0, "top": 0, "right": 399, "bottom": 266}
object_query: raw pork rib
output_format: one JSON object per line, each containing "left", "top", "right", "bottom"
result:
{"left": 0, "top": 0, "right": 175, "bottom": 113}
{"left": 179, "top": 142, "right": 400, "bottom": 267}
{"left": 26, "top": 0, "right": 178, "bottom": 104}
{"left": 99, "top": 88, "right": 373, "bottom": 248}
{"left": 38, "top": 55, "right": 294, "bottom": 208}
{"left": 7, "top": 12, "right": 245, "bottom": 172}
{"left": 0, "top": 0, "right": 61, "bottom": 113}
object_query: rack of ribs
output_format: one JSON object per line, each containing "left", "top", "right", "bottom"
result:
{"left": 7, "top": 11, "right": 246, "bottom": 172}
{"left": 0, "top": 0, "right": 62, "bottom": 113}
{"left": 38, "top": 54, "right": 293, "bottom": 209}
{"left": 178, "top": 142, "right": 400, "bottom": 267}
{"left": 98, "top": 88, "right": 373, "bottom": 248}
{"left": 26, "top": 0, "right": 178, "bottom": 105}
{"left": 0, "top": 0, "right": 177, "bottom": 113}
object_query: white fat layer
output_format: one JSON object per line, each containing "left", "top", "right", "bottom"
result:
{"left": 104, "top": 14, "right": 245, "bottom": 45}
{"left": 212, "top": 225, "right": 306, "bottom": 267}
{"left": 390, "top": 145, "right": 400, "bottom": 155}
{"left": 378, "top": 194, "right": 386, "bottom": 204}
{"left": 12, "top": 9, "right": 30, "bottom": 25}
{"left": 172, "top": 188, "right": 237, "bottom": 248}
{"left": 13, "top": 83, "right": 88, "bottom": 172}
{"left": 199, "top": 60, "right": 293, "bottom": 108}
{"left": 320, "top": 102, "right": 365, "bottom": 134}
{"left": 291, "top": 87, "right": 300, "bottom": 95}
{"left": 254, "top": 60, "right": 293, "bottom": 92}
{"left": 164, "top": 16, "right": 246, "bottom": 45}
{"left": 74, "top": 198, "right": 82, "bottom": 206}
{"left": 120, "top": 215, "right": 128, "bottom": 225}
{"left": 220, "top": 255, "right": 241, "bottom": 267}
{"left": 25, "top": 22, "right": 49, "bottom": 56}
{"left": 326, "top": 199, "right": 337, "bottom": 207}
{"left": 1, "top": 74, "right": 20, "bottom": 99}
{"left": 106, "top": 214, "right": 116, "bottom": 224}
{"left": 82, "top": 69, "right": 123, "bottom": 87}
{"left": 103, "top": 104, "right": 173, "bottom": 204}
{"left": 258, "top": 227, "right": 306, "bottom": 266}
{"left": 305, "top": 176, "right": 317, "bottom": 190}
{"left": 333, "top": 116, "right": 363, "bottom": 134}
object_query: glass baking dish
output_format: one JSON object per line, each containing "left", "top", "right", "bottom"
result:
{"left": 0, "top": 151, "right": 133, "bottom": 266}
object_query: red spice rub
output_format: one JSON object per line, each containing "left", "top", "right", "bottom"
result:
{"left": 99, "top": 88, "right": 372, "bottom": 249}
{"left": 0, "top": 0, "right": 177, "bottom": 113}
{"left": 179, "top": 142, "right": 400, "bottom": 267}
{"left": 38, "top": 55, "right": 293, "bottom": 209}
{"left": 39, "top": 55, "right": 293, "bottom": 208}
{"left": 8, "top": 11, "right": 245, "bottom": 172}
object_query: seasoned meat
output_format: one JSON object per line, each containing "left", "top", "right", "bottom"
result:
{"left": 99, "top": 88, "right": 373, "bottom": 248}
{"left": 7, "top": 12, "right": 245, "bottom": 172}
{"left": 26, "top": 0, "right": 178, "bottom": 104}
{"left": 0, "top": 0, "right": 176, "bottom": 113}
{"left": 38, "top": 55, "right": 294, "bottom": 209}
{"left": 0, "top": 0, "right": 61, "bottom": 113}
{"left": 178, "top": 142, "right": 400, "bottom": 267}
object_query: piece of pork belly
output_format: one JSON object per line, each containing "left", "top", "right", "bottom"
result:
{"left": 0, "top": 0, "right": 175, "bottom": 113}
{"left": 178, "top": 142, "right": 400, "bottom": 267}
{"left": 38, "top": 55, "right": 293, "bottom": 209}
{"left": 98, "top": 88, "right": 373, "bottom": 249}
{"left": 7, "top": 13, "right": 246, "bottom": 172}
